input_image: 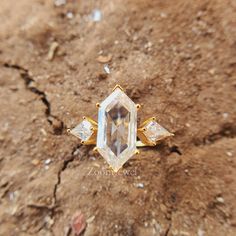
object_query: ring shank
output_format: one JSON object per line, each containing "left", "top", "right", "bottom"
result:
{"left": 136, "top": 140, "right": 150, "bottom": 147}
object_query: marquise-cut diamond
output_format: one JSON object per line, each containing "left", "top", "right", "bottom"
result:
{"left": 97, "top": 88, "right": 137, "bottom": 172}
{"left": 70, "top": 120, "right": 93, "bottom": 141}
{"left": 144, "top": 121, "right": 172, "bottom": 143}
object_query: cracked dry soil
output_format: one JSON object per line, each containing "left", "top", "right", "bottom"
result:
{"left": 0, "top": 0, "right": 236, "bottom": 236}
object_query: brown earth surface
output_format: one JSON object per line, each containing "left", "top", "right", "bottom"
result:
{"left": 0, "top": 0, "right": 236, "bottom": 235}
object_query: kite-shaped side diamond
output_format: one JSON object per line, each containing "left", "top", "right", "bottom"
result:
{"left": 143, "top": 120, "right": 173, "bottom": 144}
{"left": 70, "top": 120, "right": 93, "bottom": 142}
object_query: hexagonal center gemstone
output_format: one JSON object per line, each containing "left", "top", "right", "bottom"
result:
{"left": 106, "top": 102, "right": 130, "bottom": 156}
{"left": 97, "top": 88, "right": 137, "bottom": 172}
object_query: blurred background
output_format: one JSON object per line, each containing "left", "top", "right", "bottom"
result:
{"left": 0, "top": 0, "right": 236, "bottom": 235}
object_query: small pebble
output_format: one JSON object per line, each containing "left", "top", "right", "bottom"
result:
{"left": 144, "top": 41, "right": 152, "bottom": 49}
{"left": 96, "top": 54, "right": 112, "bottom": 63}
{"left": 104, "top": 64, "right": 110, "bottom": 74}
{"left": 71, "top": 211, "right": 87, "bottom": 236}
{"left": 9, "top": 86, "right": 18, "bottom": 91}
{"left": 66, "top": 12, "right": 74, "bottom": 19}
{"left": 73, "top": 148, "right": 82, "bottom": 156}
{"left": 32, "top": 159, "right": 40, "bottom": 166}
{"left": 44, "top": 159, "right": 52, "bottom": 165}
{"left": 9, "top": 191, "right": 19, "bottom": 201}
{"left": 135, "top": 183, "right": 144, "bottom": 188}
{"left": 9, "top": 192, "right": 15, "bottom": 201}
{"left": 222, "top": 112, "right": 229, "bottom": 119}
{"left": 226, "top": 151, "right": 233, "bottom": 157}
{"left": 44, "top": 215, "right": 54, "bottom": 227}
{"left": 47, "top": 42, "right": 59, "bottom": 61}
{"left": 91, "top": 9, "right": 102, "bottom": 22}
{"left": 197, "top": 11, "right": 204, "bottom": 18}
{"left": 40, "top": 128, "right": 47, "bottom": 136}
{"left": 198, "top": 228, "right": 205, "bottom": 236}
{"left": 54, "top": 0, "right": 66, "bottom": 6}
{"left": 133, "top": 35, "right": 138, "bottom": 41}
{"left": 0, "top": 135, "right": 5, "bottom": 142}
{"left": 86, "top": 215, "right": 95, "bottom": 224}
{"left": 208, "top": 68, "right": 216, "bottom": 75}
{"left": 160, "top": 203, "right": 168, "bottom": 213}
{"left": 160, "top": 12, "right": 167, "bottom": 18}
{"left": 144, "top": 42, "right": 152, "bottom": 51}
{"left": 179, "top": 231, "right": 190, "bottom": 236}
{"left": 216, "top": 197, "right": 224, "bottom": 203}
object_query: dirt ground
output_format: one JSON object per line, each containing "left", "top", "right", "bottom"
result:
{"left": 0, "top": 0, "right": 236, "bottom": 235}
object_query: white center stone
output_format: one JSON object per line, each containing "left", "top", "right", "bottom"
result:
{"left": 97, "top": 88, "right": 137, "bottom": 172}
{"left": 144, "top": 120, "right": 172, "bottom": 143}
{"left": 70, "top": 120, "right": 93, "bottom": 141}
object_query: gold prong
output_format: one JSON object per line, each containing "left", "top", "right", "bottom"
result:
{"left": 82, "top": 116, "right": 86, "bottom": 120}
{"left": 81, "top": 140, "right": 85, "bottom": 145}
{"left": 135, "top": 149, "right": 140, "bottom": 155}
{"left": 142, "top": 127, "right": 147, "bottom": 132}
{"left": 111, "top": 166, "right": 119, "bottom": 172}
{"left": 136, "top": 104, "right": 141, "bottom": 110}
{"left": 136, "top": 141, "right": 148, "bottom": 147}
{"left": 85, "top": 117, "right": 98, "bottom": 126}
{"left": 139, "top": 117, "right": 157, "bottom": 129}
{"left": 93, "top": 147, "right": 98, "bottom": 153}
{"left": 67, "top": 128, "right": 71, "bottom": 133}
{"left": 90, "top": 127, "right": 98, "bottom": 132}
{"left": 108, "top": 165, "right": 114, "bottom": 170}
{"left": 96, "top": 103, "right": 100, "bottom": 108}
{"left": 112, "top": 84, "right": 124, "bottom": 91}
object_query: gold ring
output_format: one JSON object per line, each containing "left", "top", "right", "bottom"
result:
{"left": 68, "top": 85, "right": 173, "bottom": 172}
